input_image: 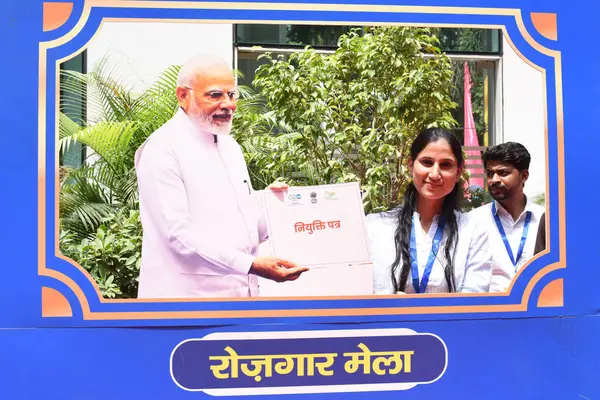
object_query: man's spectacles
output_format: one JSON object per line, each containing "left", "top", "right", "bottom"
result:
{"left": 185, "top": 87, "right": 240, "bottom": 103}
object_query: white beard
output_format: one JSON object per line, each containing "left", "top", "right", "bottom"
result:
{"left": 188, "top": 101, "right": 233, "bottom": 136}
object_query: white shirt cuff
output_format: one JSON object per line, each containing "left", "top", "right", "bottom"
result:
{"left": 233, "top": 252, "right": 256, "bottom": 275}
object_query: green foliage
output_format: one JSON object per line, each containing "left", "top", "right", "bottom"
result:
{"left": 460, "top": 186, "right": 493, "bottom": 212}
{"left": 229, "top": 84, "right": 297, "bottom": 187}
{"left": 59, "top": 57, "right": 181, "bottom": 238}
{"left": 532, "top": 193, "right": 546, "bottom": 206}
{"left": 59, "top": 209, "right": 143, "bottom": 299}
{"left": 247, "top": 26, "right": 457, "bottom": 212}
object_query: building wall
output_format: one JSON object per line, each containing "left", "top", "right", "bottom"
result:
{"left": 500, "top": 34, "right": 547, "bottom": 201}
{"left": 86, "top": 21, "right": 233, "bottom": 94}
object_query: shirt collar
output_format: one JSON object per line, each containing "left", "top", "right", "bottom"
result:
{"left": 412, "top": 211, "right": 441, "bottom": 221}
{"left": 493, "top": 196, "right": 534, "bottom": 221}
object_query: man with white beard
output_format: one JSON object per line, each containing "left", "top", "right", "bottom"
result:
{"left": 134, "top": 54, "right": 308, "bottom": 298}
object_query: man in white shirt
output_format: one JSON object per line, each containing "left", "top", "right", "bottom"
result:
{"left": 469, "top": 142, "right": 545, "bottom": 292}
{"left": 134, "top": 54, "right": 308, "bottom": 298}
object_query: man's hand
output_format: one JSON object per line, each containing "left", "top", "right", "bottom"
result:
{"left": 266, "top": 181, "right": 289, "bottom": 192}
{"left": 250, "top": 256, "right": 309, "bottom": 282}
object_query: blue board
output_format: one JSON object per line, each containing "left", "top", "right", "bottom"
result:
{"left": 0, "top": 0, "right": 598, "bottom": 398}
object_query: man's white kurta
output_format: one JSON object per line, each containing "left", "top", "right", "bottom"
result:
{"left": 134, "top": 109, "right": 267, "bottom": 298}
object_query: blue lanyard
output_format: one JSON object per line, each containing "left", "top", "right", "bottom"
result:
{"left": 410, "top": 214, "right": 446, "bottom": 294}
{"left": 491, "top": 202, "right": 532, "bottom": 267}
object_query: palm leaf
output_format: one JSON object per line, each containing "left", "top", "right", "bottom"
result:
{"left": 58, "top": 112, "right": 84, "bottom": 158}
{"left": 59, "top": 165, "right": 118, "bottom": 237}
{"left": 59, "top": 120, "right": 139, "bottom": 172}
{"left": 128, "top": 65, "right": 181, "bottom": 154}
{"left": 89, "top": 56, "right": 144, "bottom": 122}
{"left": 118, "top": 167, "right": 139, "bottom": 209}
{"left": 60, "top": 69, "right": 106, "bottom": 125}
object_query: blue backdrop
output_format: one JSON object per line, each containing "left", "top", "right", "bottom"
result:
{"left": 0, "top": 0, "right": 598, "bottom": 398}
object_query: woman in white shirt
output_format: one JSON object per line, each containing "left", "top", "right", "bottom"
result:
{"left": 367, "top": 128, "right": 492, "bottom": 294}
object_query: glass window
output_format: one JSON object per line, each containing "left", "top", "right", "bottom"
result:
{"left": 59, "top": 51, "right": 86, "bottom": 168}
{"left": 236, "top": 25, "right": 502, "bottom": 54}
{"left": 237, "top": 50, "right": 278, "bottom": 88}
{"left": 438, "top": 28, "right": 502, "bottom": 54}
{"left": 235, "top": 24, "right": 359, "bottom": 48}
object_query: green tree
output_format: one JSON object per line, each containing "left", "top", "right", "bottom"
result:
{"left": 250, "top": 26, "right": 457, "bottom": 212}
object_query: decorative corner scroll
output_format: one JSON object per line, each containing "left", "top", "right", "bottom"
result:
{"left": 530, "top": 12, "right": 558, "bottom": 41}
{"left": 42, "top": 286, "right": 73, "bottom": 317}
{"left": 537, "top": 278, "right": 563, "bottom": 308}
{"left": 43, "top": 2, "right": 74, "bottom": 32}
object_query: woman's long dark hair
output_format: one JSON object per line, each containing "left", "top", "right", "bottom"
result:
{"left": 390, "top": 127, "right": 464, "bottom": 293}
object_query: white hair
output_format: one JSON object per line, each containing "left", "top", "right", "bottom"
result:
{"left": 176, "top": 54, "right": 231, "bottom": 88}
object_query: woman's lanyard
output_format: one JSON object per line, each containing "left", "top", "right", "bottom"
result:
{"left": 410, "top": 214, "right": 446, "bottom": 294}
{"left": 491, "top": 202, "right": 532, "bottom": 268}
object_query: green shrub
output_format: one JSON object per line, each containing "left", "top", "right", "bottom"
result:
{"left": 59, "top": 209, "right": 142, "bottom": 298}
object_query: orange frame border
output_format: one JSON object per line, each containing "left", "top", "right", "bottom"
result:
{"left": 39, "top": 1, "right": 565, "bottom": 320}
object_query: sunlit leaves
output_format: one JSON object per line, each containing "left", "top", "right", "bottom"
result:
{"left": 249, "top": 26, "right": 457, "bottom": 212}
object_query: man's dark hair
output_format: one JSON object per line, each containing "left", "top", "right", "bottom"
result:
{"left": 482, "top": 142, "right": 531, "bottom": 171}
